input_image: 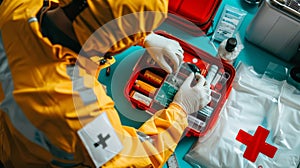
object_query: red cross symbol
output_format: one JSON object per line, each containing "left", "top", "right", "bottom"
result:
{"left": 236, "top": 126, "right": 278, "bottom": 162}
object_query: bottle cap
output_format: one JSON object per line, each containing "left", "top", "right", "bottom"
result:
{"left": 225, "top": 37, "right": 237, "bottom": 52}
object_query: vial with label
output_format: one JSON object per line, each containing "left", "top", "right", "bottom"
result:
{"left": 217, "top": 37, "right": 239, "bottom": 65}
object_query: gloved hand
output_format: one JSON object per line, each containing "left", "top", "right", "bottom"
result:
{"left": 173, "top": 73, "right": 211, "bottom": 115}
{"left": 144, "top": 33, "right": 184, "bottom": 73}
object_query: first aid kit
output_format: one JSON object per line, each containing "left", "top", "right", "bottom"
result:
{"left": 246, "top": 0, "right": 300, "bottom": 63}
{"left": 184, "top": 62, "right": 300, "bottom": 167}
{"left": 167, "top": 0, "right": 222, "bottom": 36}
{"left": 124, "top": 31, "right": 235, "bottom": 137}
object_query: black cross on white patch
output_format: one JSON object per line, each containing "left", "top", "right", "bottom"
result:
{"left": 94, "top": 133, "right": 110, "bottom": 149}
{"left": 77, "top": 112, "right": 123, "bottom": 167}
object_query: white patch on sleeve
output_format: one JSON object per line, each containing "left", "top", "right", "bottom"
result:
{"left": 77, "top": 112, "right": 123, "bottom": 167}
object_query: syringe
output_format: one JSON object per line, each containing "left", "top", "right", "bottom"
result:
{"left": 171, "top": 63, "right": 183, "bottom": 84}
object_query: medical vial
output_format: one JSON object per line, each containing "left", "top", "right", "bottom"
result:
{"left": 206, "top": 65, "right": 219, "bottom": 84}
{"left": 144, "top": 70, "right": 164, "bottom": 85}
{"left": 134, "top": 80, "right": 157, "bottom": 95}
{"left": 217, "top": 37, "right": 238, "bottom": 65}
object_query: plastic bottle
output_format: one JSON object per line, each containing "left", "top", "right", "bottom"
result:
{"left": 217, "top": 37, "right": 240, "bottom": 65}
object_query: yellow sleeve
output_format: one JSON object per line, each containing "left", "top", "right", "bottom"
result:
{"left": 62, "top": 71, "right": 188, "bottom": 168}
{"left": 100, "top": 103, "right": 188, "bottom": 168}
{"left": 138, "top": 103, "right": 188, "bottom": 167}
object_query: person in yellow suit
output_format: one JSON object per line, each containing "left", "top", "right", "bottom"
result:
{"left": 0, "top": 0, "right": 212, "bottom": 167}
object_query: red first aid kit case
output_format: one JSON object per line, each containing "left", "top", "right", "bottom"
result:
{"left": 167, "top": 0, "right": 222, "bottom": 36}
{"left": 125, "top": 31, "right": 235, "bottom": 137}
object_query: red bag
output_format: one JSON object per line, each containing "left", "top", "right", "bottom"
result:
{"left": 167, "top": 0, "right": 222, "bottom": 36}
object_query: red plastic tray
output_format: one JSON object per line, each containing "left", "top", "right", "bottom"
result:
{"left": 124, "top": 31, "right": 235, "bottom": 137}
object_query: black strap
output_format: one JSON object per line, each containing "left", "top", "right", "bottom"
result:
{"left": 61, "top": 0, "right": 88, "bottom": 22}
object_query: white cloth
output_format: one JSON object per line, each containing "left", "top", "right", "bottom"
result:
{"left": 184, "top": 63, "right": 300, "bottom": 168}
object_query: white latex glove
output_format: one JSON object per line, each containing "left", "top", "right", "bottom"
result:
{"left": 173, "top": 73, "right": 211, "bottom": 114}
{"left": 144, "top": 33, "right": 184, "bottom": 73}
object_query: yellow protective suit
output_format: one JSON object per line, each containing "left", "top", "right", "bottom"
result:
{"left": 0, "top": 0, "right": 188, "bottom": 167}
